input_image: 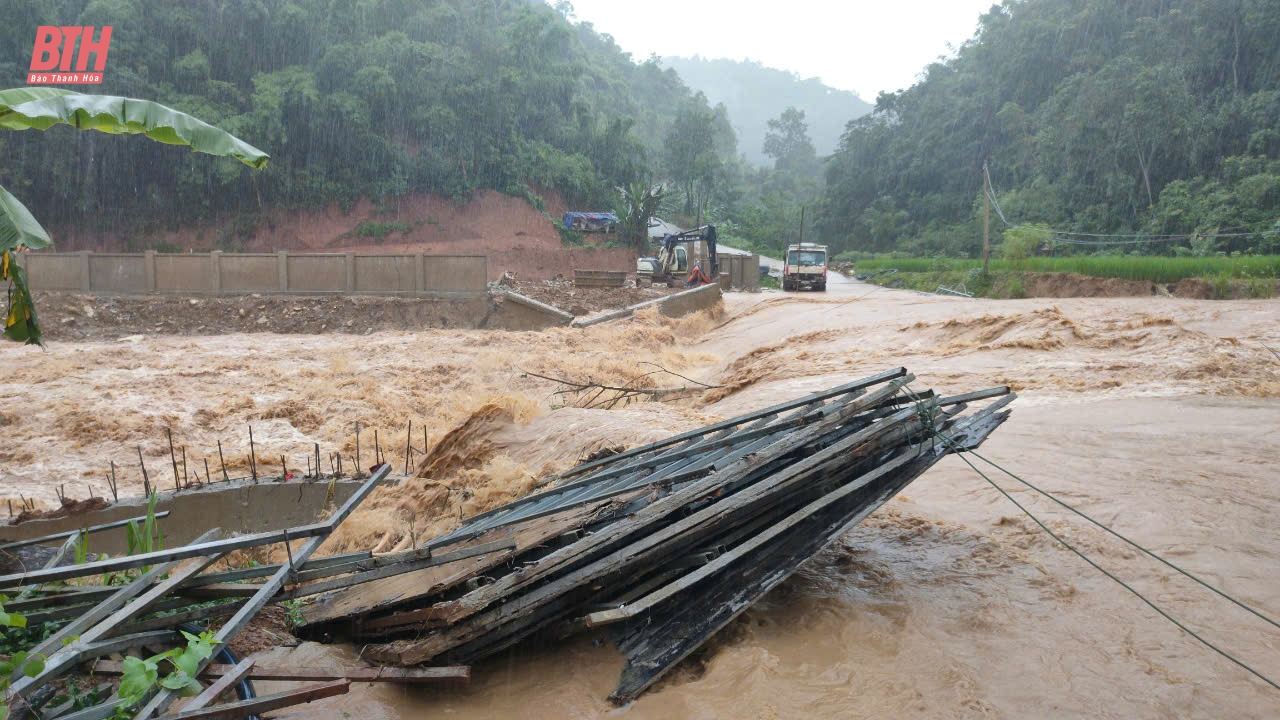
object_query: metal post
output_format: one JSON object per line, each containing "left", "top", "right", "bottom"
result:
{"left": 983, "top": 160, "right": 991, "bottom": 276}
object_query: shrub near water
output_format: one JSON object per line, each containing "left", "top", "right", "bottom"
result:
{"left": 854, "top": 256, "right": 1280, "bottom": 284}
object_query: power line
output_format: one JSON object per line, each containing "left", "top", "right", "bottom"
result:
{"left": 981, "top": 165, "right": 1277, "bottom": 245}
{"left": 904, "top": 386, "right": 1280, "bottom": 692}
{"left": 964, "top": 447, "right": 1280, "bottom": 633}
{"left": 953, "top": 446, "right": 1279, "bottom": 692}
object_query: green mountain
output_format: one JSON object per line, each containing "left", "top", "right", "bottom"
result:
{"left": 817, "top": 0, "right": 1280, "bottom": 257}
{"left": 0, "top": 0, "right": 711, "bottom": 237}
{"left": 661, "top": 56, "right": 873, "bottom": 165}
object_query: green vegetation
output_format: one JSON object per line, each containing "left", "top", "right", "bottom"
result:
{"left": 615, "top": 183, "right": 665, "bottom": 251}
{"left": 0, "top": 0, "right": 706, "bottom": 231}
{"left": 117, "top": 628, "right": 219, "bottom": 710}
{"left": 281, "top": 598, "right": 307, "bottom": 630}
{"left": 2, "top": 0, "right": 1276, "bottom": 296}
{"left": 345, "top": 221, "right": 414, "bottom": 244}
{"left": 1, "top": 597, "right": 53, "bottom": 720}
{"left": 818, "top": 0, "right": 1280, "bottom": 259}
{"left": 853, "top": 255, "right": 1280, "bottom": 284}
{"left": 121, "top": 492, "right": 165, "bottom": 576}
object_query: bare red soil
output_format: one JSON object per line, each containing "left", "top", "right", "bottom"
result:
{"left": 48, "top": 190, "right": 637, "bottom": 281}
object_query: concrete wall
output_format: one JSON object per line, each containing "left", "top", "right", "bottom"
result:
{"left": 89, "top": 254, "right": 149, "bottom": 292}
{"left": 720, "top": 254, "right": 760, "bottom": 290}
{"left": 287, "top": 254, "right": 346, "bottom": 292}
{"left": 659, "top": 282, "right": 724, "bottom": 318}
{"left": 21, "top": 251, "right": 487, "bottom": 297}
{"left": 485, "top": 291, "right": 574, "bottom": 331}
{"left": 426, "top": 255, "right": 488, "bottom": 292}
{"left": 23, "top": 253, "right": 83, "bottom": 290}
{"left": 573, "top": 283, "right": 723, "bottom": 328}
{"left": 219, "top": 253, "right": 283, "bottom": 293}
{"left": 154, "top": 253, "right": 212, "bottom": 293}
{"left": 355, "top": 255, "right": 416, "bottom": 293}
{"left": 0, "top": 479, "right": 366, "bottom": 554}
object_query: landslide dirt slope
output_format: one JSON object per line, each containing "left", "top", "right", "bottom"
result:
{"left": 49, "top": 190, "right": 637, "bottom": 282}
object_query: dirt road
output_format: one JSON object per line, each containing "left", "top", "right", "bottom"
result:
{"left": 2, "top": 274, "right": 1278, "bottom": 718}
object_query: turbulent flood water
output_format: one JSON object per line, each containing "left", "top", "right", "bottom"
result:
{"left": 4, "top": 275, "right": 1278, "bottom": 718}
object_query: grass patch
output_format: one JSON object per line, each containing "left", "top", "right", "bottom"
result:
{"left": 760, "top": 275, "right": 780, "bottom": 289}
{"left": 339, "top": 220, "right": 414, "bottom": 244}
{"left": 864, "top": 268, "right": 1025, "bottom": 298}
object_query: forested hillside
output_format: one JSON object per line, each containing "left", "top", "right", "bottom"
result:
{"left": 0, "top": 0, "right": 727, "bottom": 242}
{"left": 818, "top": 0, "right": 1280, "bottom": 257}
{"left": 661, "top": 57, "right": 872, "bottom": 165}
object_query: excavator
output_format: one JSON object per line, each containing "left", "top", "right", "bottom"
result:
{"left": 636, "top": 225, "right": 719, "bottom": 287}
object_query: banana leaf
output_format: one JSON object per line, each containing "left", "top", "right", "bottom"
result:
{"left": 0, "top": 86, "right": 77, "bottom": 106}
{"left": 2, "top": 251, "right": 41, "bottom": 346}
{"left": 0, "top": 183, "right": 52, "bottom": 252}
{"left": 0, "top": 87, "right": 270, "bottom": 168}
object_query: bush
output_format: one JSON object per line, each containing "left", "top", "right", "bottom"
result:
{"left": 1001, "top": 224, "right": 1051, "bottom": 266}
{"left": 351, "top": 221, "right": 413, "bottom": 243}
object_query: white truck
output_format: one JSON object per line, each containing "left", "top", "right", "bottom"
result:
{"left": 782, "top": 242, "right": 827, "bottom": 291}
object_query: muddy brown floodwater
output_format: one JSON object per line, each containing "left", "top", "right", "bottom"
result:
{"left": 3, "top": 273, "right": 1279, "bottom": 718}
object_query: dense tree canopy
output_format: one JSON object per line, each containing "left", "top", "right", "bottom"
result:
{"left": 3, "top": 0, "right": 1275, "bottom": 261}
{"left": 817, "top": 0, "right": 1280, "bottom": 257}
{"left": 0, "top": 0, "right": 727, "bottom": 242}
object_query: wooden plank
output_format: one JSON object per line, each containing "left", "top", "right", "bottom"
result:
{"left": 181, "top": 658, "right": 255, "bottom": 713}
{"left": 25, "top": 594, "right": 203, "bottom": 625}
{"left": 6, "top": 545, "right": 228, "bottom": 699}
{"left": 4, "top": 529, "right": 222, "bottom": 691}
{"left": 608, "top": 405, "right": 1013, "bottom": 702}
{"left": 4, "top": 552, "right": 371, "bottom": 613}
{"left": 91, "top": 660, "right": 469, "bottom": 685}
{"left": 134, "top": 465, "right": 390, "bottom": 719}
{"left": 155, "top": 679, "right": 350, "bottom": 719}
{"left": 422, "top": 380, "right": 915, "bottom": 631}
{"left": 367, "top": 390, "right": 923, "bottom": 664}
{"left": 119, "top": 600, "right": 246, "bottom": 636}
{"left": 299, "top": 491, "right": 640, "bottom": 628}
{"left": 554, "top": 367, "right": 906, "bottom": 480}
{"left": 181, "top": 551, "right": 372, "bottom": 589}
{"left": 586, "top": 447, "right": 919, "bottom": 627}
{"left": 0, "top": 523, "right": 332, "bottom": 587}
{"left": 283, "top": 539, "right": 515, "bottom": 602}
{"left": 436, "top": 414, "right": 931, "bottom": 666}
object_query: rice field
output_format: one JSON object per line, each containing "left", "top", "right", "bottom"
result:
{"left": 851, "top": 255, "right": 1280, "bottom": 284}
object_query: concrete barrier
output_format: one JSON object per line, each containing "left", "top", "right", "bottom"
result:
{"left": 20, "top": 251, "right": 488, "bottom": 297}
{"left": 572, "top": 283, "right": 722, "bottom": 328}
{"left": 0, "top": 479, "right": 367, "bottom": 554}
{"left": 720, "top": 253, "right": 760, "bottom": 290}
{"left": 485, "top": 290, "right": 575, "bottom": 330}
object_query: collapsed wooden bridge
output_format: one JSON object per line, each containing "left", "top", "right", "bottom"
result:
{"left": 1, "top": 367, "right": 1012, "bottom": 716}
{"left": 301, "top": 367, "right": 1014, "bottom": 702}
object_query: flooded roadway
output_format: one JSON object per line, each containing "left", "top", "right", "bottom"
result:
{"left": 4, "top": 274, "right": 1279, "bottom": 718}
{"left": 275, "top": 275, "right": 1278, "bottom": 719}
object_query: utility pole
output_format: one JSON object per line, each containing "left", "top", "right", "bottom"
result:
{"left": 982, "top": 160, "right": 991, "bottom": 275}
{"left": 798, "top": 206, "right": 806, "bottom": 246}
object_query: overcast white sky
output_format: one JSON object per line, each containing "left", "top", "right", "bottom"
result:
{"left": 559, "top": 0, "right": 997, "bottom": 99}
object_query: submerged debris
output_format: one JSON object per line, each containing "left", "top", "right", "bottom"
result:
{"left": 1, "top": 370, "right": 1012, "bottom": 713}
{"left": 300, "top": 368, "right": 1013, "bottom": 703}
